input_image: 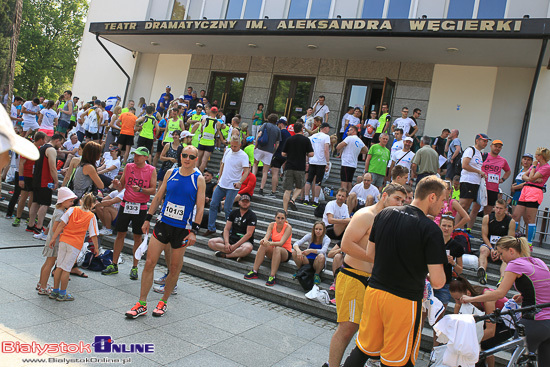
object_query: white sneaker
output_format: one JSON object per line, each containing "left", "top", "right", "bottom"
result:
{"left": 153, "top": 284, "right": 178, "bottom": 295}
{"left": 33, "top": 232, "right": 48, "bottom": 241}
{"left": 99, "top": 228, "right": 113, "bottom": 236}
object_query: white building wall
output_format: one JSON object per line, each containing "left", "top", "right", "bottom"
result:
{"left": 150, "top": 54, "right": 192, "bottom": 104}
{"left": 129, "top": 53, "right": 160, "bottom": 104}
{"left": 149, "top": 0, "right": 173, "bottom": 20}
{"left": 263, "top": 0, "right": 287, "bottom": 19}
{"left": 333, "top": 0, "right": 361, "bottom": 18}
{"left": 72, "top": 0, "right": 151, "bottom": 102}
{"left": 416, "top": 0, "right": 446, "bottom": 18}
{"left": 505, "top": 0, "right": 549, "bottom": 18}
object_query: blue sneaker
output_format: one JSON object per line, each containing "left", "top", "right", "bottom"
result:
{"left": 154, "top": 272, "right": 168, "bottom": 285}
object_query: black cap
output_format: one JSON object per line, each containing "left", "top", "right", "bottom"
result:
{"left": 475, "top": 133, "right": 491, "bottom": 141}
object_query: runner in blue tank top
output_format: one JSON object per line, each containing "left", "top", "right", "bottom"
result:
{"left": 125, "top": 145, "right": 205, "bottom": 319}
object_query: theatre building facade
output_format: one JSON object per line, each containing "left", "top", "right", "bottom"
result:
{"left": 75, "top": 0, "right": 550, "bottom": 206}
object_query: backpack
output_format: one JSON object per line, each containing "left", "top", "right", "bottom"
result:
{"left": 296, "top": 264, "right": 315, "bottom": 291}
{"left": 452, "top": 229, "right": 472, "bottom": 254}
{"left": 314, "top": 203, "right": 326, "bottom": 218}
{"left": 82, "top": 108, "right": 99, "bottom": 134}
{"left": 257, "top": 124, "right": 269, "bottom": 147}
{"left": 81, "top": 250, "right": 113, "bottom": 272}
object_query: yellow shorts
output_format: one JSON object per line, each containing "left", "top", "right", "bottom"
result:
{"left": 335, "top": 268, "right": 371, "bottom": 324}
{"left": 356, "top": 287, "right": 422, "bottom": 367}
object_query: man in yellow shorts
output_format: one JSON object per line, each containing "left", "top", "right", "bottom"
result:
{"left": 342, "top": 176, "right": 447, "bottom": 367}
{"left": 325, "top": 183, "right": 407, "bottom": 367}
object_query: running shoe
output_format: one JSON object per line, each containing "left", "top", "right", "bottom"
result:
{"left": 5, "top": 214, "right": 13, "bottom": 219}
{"left": 265, "top": 191, "right": 276, "bottom": 197}
{"left": 34, "top": 232, "right": 48, "bottom": 241}
{"left": 125, "top": 302, "right": 148, "bottom": 319}
{"left": 153, "top": 284, "right": 178, "bottom": 295}
{"left": 130, "top": 266, "right": 139, "bottom": 280}
{"left": 154, "top": 272, "right": 168, "bottom": 285}
{"left": 301, "top": 199, "right": 309, "bottom": 206}
{"left": 258, "top": 188, "right": 264, "bottom": 196}
{"left": 265, "top": 276, "right": 276, "bottom": 286}
{"left": 101, "top": 264, "right": 118, "bottom": 275}
{"left": 496, "top": 276, "right": 503, "bottom": 288}
{"left": 48, "top": 291, "right": 59, "bottom": 300}
{"left": 310, "top": 202, "right": 319, "bottom": 208}
{"left": 12, "top": 218, "right": 20, "bottom": 227}
{"left": 99, "top": 228, "right": 113, "bottom": 236}
{"left": 292, "top": 272, "right": 297, "bottom": 280}
{"left": 244, "top": 270, "right": 258, "bottom": 279}
{"left": 214, "top": 251, "right": 226, "bottom": 258}
{"left": 366, "top": 359, "right": 381, "bottom": 367}
{"left": 152, "top": 300, "right": 167, "bottom": 317}
{"left": 37, "top": 287, "right": 51, "bottom": 296}
{"left": 329, "top": 281, "right": 336, "bottom": 291}
{"left": 56, "top": 293, "right": 75, "bottom": 301}
{"left": 330, "top": 298, "right": 336, "bottom": 305}
{"left": 314, "top": 274, "right": 321, "bottom": 285}
{"left": 477, "top": 267, "right": 487, "bottom": 285}
{"left": 26, "top": 225, "right": 41, "bottom": 234}
{"left": 288, "top": 200, "right": 297, "bottom": 211}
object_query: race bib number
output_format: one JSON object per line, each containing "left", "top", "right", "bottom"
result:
{"left": 490, "top": 235, "right": 501, "bottom": 245}
{"left": 164, "top": 202, "right": 185, "bottom": 221}
{"left": 124, "top": 202, "right": 140, "bottom": 215}
{"left": 488, "top": 173, "right": 500, "bottom": 184}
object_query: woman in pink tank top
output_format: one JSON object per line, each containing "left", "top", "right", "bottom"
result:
{"left": 434, "top": 180, "right": 469, "bottom": 229}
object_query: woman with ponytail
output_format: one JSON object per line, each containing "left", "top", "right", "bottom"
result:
{"left": 461, "top": 236, "right": 550, "bottom": 365}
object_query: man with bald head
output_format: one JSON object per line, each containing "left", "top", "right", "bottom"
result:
{"left": 445, "top": 129, "right": 462, "bottom": 179}
{"left": 346, "top": 173, "right": 380, "bottom": 215}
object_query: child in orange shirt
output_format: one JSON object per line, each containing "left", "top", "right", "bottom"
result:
{"left": 47, "top": 193, "right": 99, "bottom": 301}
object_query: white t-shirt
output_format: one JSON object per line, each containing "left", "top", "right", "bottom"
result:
{"left": 341, "top": 135, "right": 365, "bottom": 168}
{"left": 314, "top": 104, "right": 330, "bottom": 122}
{"left": 109, "top": 189, "right": 123, "bottom": 211}
{"left": 340, "top": 113, "right": 350, "bottom": 133}
{"left": 60, "top": 207, "right": 99, "bottom": 238}
{"left": 10, "top": 104, "right": 18, "bottom": 125}
{"left": 364, "top": 119, "right": 379, "bottom": 138}
{"left": 303, "top": 116, "right": 315, "bottom": 137}
{"left": 309, "top": 132, "right": 331, "bottom": 165}
{"left": 350, "top": 183, "right": 380, "bottom": 204}
{"left": 322, "top": 200, "right": 349, "bottom": 226}
{"left": 345, "top": 115, "right": 360, "bottom": 128}
{"left": 63, "top": 140, "right": 81, "bottom": 155}
{"left": 76, "top": 110, "right": 86, "bottom": 133}
{"left": 460, "top": 146, "right": 483, "bottom": 185}
{"left": 391, "top": 149, "right": 415, "bottom": 171}
{"left": 101, "top": 111, "right": 109, "bottom": 134}
{"left": 392, "top": 117, "right": 416, "bottom": 136}
{"left": 388, "top": 139, "right": 404, "bottom": 167}
{"left": 22, "top": 101, "right": 39, "bottom": 126}
{"left": 103, "top": 157, "right": 121, "bottom": 180}
{"left": 38, "top": 108, "right": 56, "bottom": 131}
{"left": 219, "top": 148, "right": 249, "bottom": 190}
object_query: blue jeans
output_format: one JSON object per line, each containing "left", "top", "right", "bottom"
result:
{"left": 208, "top": 186, "right": 239, "bottom": 231}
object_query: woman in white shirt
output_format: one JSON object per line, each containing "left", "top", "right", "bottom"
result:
{"left": 37, "top": 100, "right": 58, "bottom": 141}
{"left": 97, "top": 146, "right": 121, "bottom": 188}
{"left": 103, "top": 106, "right": 121, "bottom": 153}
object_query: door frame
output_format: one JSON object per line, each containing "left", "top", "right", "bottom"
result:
{"left": 267, "top": 75, "right": 316, "bottom": 119}
{"left": 207, "top": 71, "right": 247, "bottom": 112}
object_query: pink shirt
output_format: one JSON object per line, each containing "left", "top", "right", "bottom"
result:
{"left": 528, "top": 163, "right": 550, "bottom": 188}
{"left": 482, "top": 154, "right": 510, "bottom": 192}
{"left": 123, "top": 163, "right": 155, "bottom": 207}
{"left": 434, "top": 199, "right": 458, "bottom": 226}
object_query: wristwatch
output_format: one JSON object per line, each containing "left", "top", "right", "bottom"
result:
{"left": 139, "top": 187, "right": 143, "bottom": 192}
{"left": 190, "top": 228, "right": 198, "bottom": 235}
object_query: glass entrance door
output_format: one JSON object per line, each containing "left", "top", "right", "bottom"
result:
{"left": 208, "top": 72, "right": 246, "bottom": 122}
{"left": 268, "top": 76, "right": 315, "bottom": 124}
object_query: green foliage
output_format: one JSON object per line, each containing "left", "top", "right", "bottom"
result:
{"left": 14, "top": 0, "right": 88, "bottom": 99}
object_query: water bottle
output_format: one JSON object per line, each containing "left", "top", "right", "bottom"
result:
{"left": 47, "top": 183, "right": 54, "bottom": 189}
{"left": 527, "top": 224, "right": 537, "bottom": 243}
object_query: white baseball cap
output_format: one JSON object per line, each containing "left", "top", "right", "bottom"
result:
{"left": 403, "top": 137, "right": 414, "bottom": 142}
{"left": 181, "top": 131, "right": 194, "bottom": 138}
{"left": 0, "top": 105, "right": 39, "bottom": 160}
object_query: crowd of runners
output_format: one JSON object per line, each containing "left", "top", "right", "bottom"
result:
{"left": 1, "top": 85, "right": 550, "bottom": 367}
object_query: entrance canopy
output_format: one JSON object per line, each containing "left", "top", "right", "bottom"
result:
{"left": 89, "top": 18, "right": 550, "bottom": 68}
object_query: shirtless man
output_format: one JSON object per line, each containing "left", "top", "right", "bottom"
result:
{"left": 324, "top": 183, "right": 407, "bottom": 367}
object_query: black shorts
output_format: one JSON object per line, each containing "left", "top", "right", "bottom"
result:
{"left": 308, "top": 257, "right": 325, "bottom": 269}
{"left": 518, "top": 200, "right": 539, "bottom": 209}
{"left": 270, "top": 156, "right": 286, "bottom": 169}
{"left": 118, "top": 134, "right": 135, "bottom": 148}
{"left": 326, "top": 224, "right": 344, "bottom": 240}
{"left": 153, "top": 220, "right": 191, "bottom": 249}
{"left": 22, "top": 177, "right": 33, "bottom": 192}
{"left": 361, "top": 136, "right": 372, "bottom": 148}
{"left": 156, "top": 140, "right": 166, "bottom": 154}
{"left": 487, "top": 190, "right": 499, "bottom": 206}
{"left": 85, "top": 131, "right": 99, "bottom": 140}
{"left": 32, "top": 187, "right": 53, "bottom": 206}
{"left": 340, "top": 166, "right": 356, "bottom": 183}
{"left": 460, "top": 182, "right": 480, "bottom": 200}
{"left": 136, "top": 136, "right": 154, "bottom": 154}
{"left": 115, "top": 205, "right": 147, "bottom": 235}
{"left": 198, "top": 144, "right": 214, "bottom": 152}
{"left": 307, "top": 164, "right": 325, "bottom": 185}
{"left": 480, "top": 323, "right": 514, "bottom": 350}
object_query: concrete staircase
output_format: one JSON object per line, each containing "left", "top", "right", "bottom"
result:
{"left": 3, "top": 149, "right": 549, "bottom": 366}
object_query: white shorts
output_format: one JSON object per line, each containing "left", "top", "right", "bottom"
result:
{"left": 254, "top": 149, "right": 273, "bottom": 166}
{"left": 23, "top": 121, "right": 39, "bottom": 132}
{"left": 56, "top": 242, "right": 80, "bottom": 272}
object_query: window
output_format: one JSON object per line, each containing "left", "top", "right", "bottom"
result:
{"left": 447, "top": 0, "right": 475, "bottom": 19}
{"left": 288, "top": 0, "right": 331, "bottom": 19}
{"left": 226, "top": 0, "right": 263, "bottom": 19}
{"left": 361, "top": 0, "right": 385, "bottom": 18}
{"left": 171, "top": 0, "right": 202, "bottom": 20}
{"left": 477, "top": 0, "right": 506, "bottom": 18}
{"left": 386, "top": 0, "right": 411, "bottom": 19}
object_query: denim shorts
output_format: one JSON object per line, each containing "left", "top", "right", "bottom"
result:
{"left": 433, "top": 283, "right": 453, "bottom": 305}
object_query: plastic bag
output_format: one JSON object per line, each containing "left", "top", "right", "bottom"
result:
{"left": 477, "top": 179, "right": 487, "bottom": 207}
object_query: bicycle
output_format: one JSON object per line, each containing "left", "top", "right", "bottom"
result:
{"left": 473, "top": 302, "right": 550, "bottom": 367}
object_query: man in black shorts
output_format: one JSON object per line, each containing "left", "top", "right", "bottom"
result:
{"left": 28, "top": 133, "right": 63, "bottom": 236}
{"left": 304, "top": 122, "right": 331, "bottom": 207}
{"left": 125, "top": 145, "right": 205, "bottom": 318}
{"left": 323, "top": 188, "right": 351, "bottom": 240}
{"left": 207, "top": 194, "right": 256, "bottom": 259}
{"left": 266, "top": 118, "right": 291, "bottom": 196}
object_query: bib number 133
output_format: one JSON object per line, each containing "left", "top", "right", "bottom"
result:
{"left": 165, "top": 202, "right": 185, "bottom": 221}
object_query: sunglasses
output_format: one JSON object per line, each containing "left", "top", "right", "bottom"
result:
{"left": 442, "top": 214, "right": 455, "bottom": 220}
{"left": 181, "top": 153, "right": 197, "bottom": 160}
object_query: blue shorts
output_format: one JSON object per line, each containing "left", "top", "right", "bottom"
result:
{"left": 434, "top": 284, "right": 453, "bottom": 305}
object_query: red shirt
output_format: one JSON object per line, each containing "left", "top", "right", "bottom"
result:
{"left": 238, "top": 172, "right": 256, "bottom": 196}
{"left": 23, "top": 157, "right": 35, "bottom": 177}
